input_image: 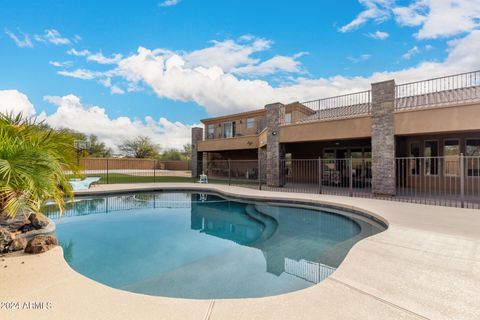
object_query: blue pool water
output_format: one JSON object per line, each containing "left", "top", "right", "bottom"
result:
{"left": 44, "top": 191, "right": 383, "bottom": 299}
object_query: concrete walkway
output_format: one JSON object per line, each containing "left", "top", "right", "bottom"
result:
{"left": 1, "top": 183, "right": 479, "bottom": 320}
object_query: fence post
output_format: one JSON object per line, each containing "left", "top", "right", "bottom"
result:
{"left": 349, "top": 157, "right": 353, "bottom": 197}
{"left": 153, "top": 159, "right": 156, "bottom": 183}
{"left": 228, "top": 159, "right": 231, "bottom": 186}
{"left": 318, "top": 157, "right": 322, "bottom": 194}
{"left": 258, "top": 158, "right": 262, "bottom": 190}
{"left": 460, "top": 153, "right": 465, "bottom": 208}
{"left": 106, "top": 158, "right": 109, "bottom": 184}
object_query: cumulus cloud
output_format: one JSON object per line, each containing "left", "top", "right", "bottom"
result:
{"left": 55, "top": 30, "right": 480, "bottom": 115}
{"left": 4, "top": 29, "right": 33, "bottom": 48}
{"left": 0, "top": 90, "right": 197, "bottom": 150}
{"left": 0, "top": 90, "right": 36, "bottom": 116}
{"left": 185, "top": 37, "right": 272, "bottom": 71}
{"left": 41, "top": 95, "right": 197, "bottom": 150}
{"left": 394, "top": 0, "right": 480, "bottom": 39}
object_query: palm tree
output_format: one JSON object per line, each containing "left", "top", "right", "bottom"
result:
{"left": 0, "top": 113, "right": 78, "bottom": 219}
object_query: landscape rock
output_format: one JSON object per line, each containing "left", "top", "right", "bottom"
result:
{"left": 28, "top": 213, "right": 50, "bottom": 230}
{"left": 24, "top": 235, "right": 58, "bottom": 254}
{"left": 0, "top": 227, "right": 13, "bottom": 252}
{"left": 8, "top": 238, "right": 27, "bottom": 252}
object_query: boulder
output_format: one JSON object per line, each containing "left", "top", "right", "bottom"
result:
{"left": 28, "top": 213, "right": 50, "bottom": 230}
{"left": 24, "top": 235, "right": 58, "bottom": 254}
{"left": 8, "top": 238, "right": 27, "bottom": 252}
{"left": 0, "top": 227, "right": 12, "bottom": 252}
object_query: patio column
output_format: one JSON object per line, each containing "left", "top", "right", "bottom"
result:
{"left": 371, "top": 79, "right": 396, "bottom": 196}
{"left": 265, "top": 102, "right": 285, "bottom": 187}
{"left": 191, "top": 127, "right": 204, "bottom": 178}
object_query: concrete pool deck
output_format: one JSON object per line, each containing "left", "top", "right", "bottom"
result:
{"left": 1, "top": 183, "right": 479, "bottom": 320}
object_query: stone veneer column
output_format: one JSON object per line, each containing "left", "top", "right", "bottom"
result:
{"left": 190, "top": 127, "right": 204, "bottom": 177}
{"left": 371, "top": 80, "right": 396, "bottom": 196}
{"left": 258, "top": 146, "right": 267, "bottom": 182}
{"left": 265, "top": 102, "right": 285, "bottom": 187}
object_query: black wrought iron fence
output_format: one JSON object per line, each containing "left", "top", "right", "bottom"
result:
{"left": 197, "top": 156, "right": 480, "bottom": 209}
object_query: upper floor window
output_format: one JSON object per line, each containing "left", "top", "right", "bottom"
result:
{"left": 223, "top": 122, "right": 235, "bottom": 138}
{"left": 284, "top": 113, "right": 292, "bottom": 125}
{"left": 207, "top": 124, "right": 215, "bottom": 139}
{"left": 246, "top": 118, "right": 255, "bottom": 129}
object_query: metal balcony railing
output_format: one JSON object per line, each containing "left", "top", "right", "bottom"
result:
{"left": 299, "top": 90, "right": 372, "bottom": 123}
{"left": 395, "top": 70, "right": 480, "bottom": 110}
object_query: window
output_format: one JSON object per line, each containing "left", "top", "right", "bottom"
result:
{"left": 466, "top": 139, "right": 480, "bottom": 156}
{"left": 222, "top": 122, "right": 235, "bottom": 138}
{"left": 246, "top": 118, "right": 255, "bottom": 129}
{"left": 207, "top": 124, "right": 215, "bottom": 139}
{"left": 466, "top": 139, "right": 480, "bottom": 176}
{"left": 409, "top": 142, "right": 420, "bottom": 175}
{"left": 444, "top": 140, "right": 459, "bottom": 176}
{"left": 424, "top": 140, "right": 438, "bottom": 175}
{"left": 284, "top": 113, "right": 292, "bottom": 125}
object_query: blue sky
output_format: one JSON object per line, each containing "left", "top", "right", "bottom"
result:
{"left": 0, "top": 0, "right": 479, "bottom": 149}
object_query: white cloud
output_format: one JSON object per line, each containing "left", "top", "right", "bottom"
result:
{"left": 344, "top": 0, "right": 480, "bottom": 39}
{"left": 87, "top": 52, "right": 123, "bottom": 64}
{"left": 55, "top": 30, "right": 480, "bottom": 116}
{"left": 49, "top": 60, "right": 73, "bottom": 68}
{"left": 402, "top": 46, "right": 420, "bottom": 60}
{"left": 4, "top": 29, "right": 33, "bottom": 48}
{"left": 367, "top": 30, "right": 390, "bottom": 39}
{"left": 34, "top": 29, "right": 71, "bottom": 45}
{"left": 0, "top": 90, "right": 36, "bottom": 116}
{"left": 0, "top": 90, "right": 196, "bottom": 150}
{"left": 67, "top": 48, "right": 91, "bottom": 56}
{"left": 397, "top": 0, "right": 480, "bottom": 39}
{"left": 347, "top": 54, "right": 372, "bottom": 63}
{"left": 339, "top": 0, "right": 393, "bottom": 32}
{"left": 159, "top": 0, "right": 180, "bottom": 7}
{"left": 57, "top": 69, "right": 100, "bottom": 80}
{"left": 185, "top": 37, "right": 272, "bottom": 71}
{"left": 232, "top": 54, "right": 306, "bottom": 76}
{"left": 41, "top": 94, "right": 196, "bottom": 150}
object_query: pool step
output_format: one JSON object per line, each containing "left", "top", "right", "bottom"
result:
{"left": 244, "top": 205, "right": 278, "bottom": 243}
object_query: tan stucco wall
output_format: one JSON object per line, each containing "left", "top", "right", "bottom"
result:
{"left": 279, "top": 116, "right": 372, "bottom": 143}
{"left": 395, "top": 103, "right": 480, "bottom": 135}
{"left": 198, "top": 135, "right": 259, "bottom": 152}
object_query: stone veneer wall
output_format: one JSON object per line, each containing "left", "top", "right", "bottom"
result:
{"left": 258, "top": 146, "right": 267, "bottom": 182}
{"left": 191, "top": 127, "right": 204, "bottom": 177}
{"left": 265, "top": 103, "right": 285, "bottom": 187}
{"left": 371, "top": 80, "right": 396, "bottom": 195}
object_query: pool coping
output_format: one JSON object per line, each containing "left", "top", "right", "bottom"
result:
{"left": 1, "top": 183, "right": 480, "bottom": 320}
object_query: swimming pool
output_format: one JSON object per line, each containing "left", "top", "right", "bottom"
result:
{"left": 44, "top": 191, "right": 384, "bottom": 299}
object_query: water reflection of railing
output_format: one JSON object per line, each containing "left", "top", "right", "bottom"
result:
{"left": 284, "top": 258, "right": 336, "bottom": 283}
{"left": 43, "top": 193, "right": 195, "bottom": 219}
